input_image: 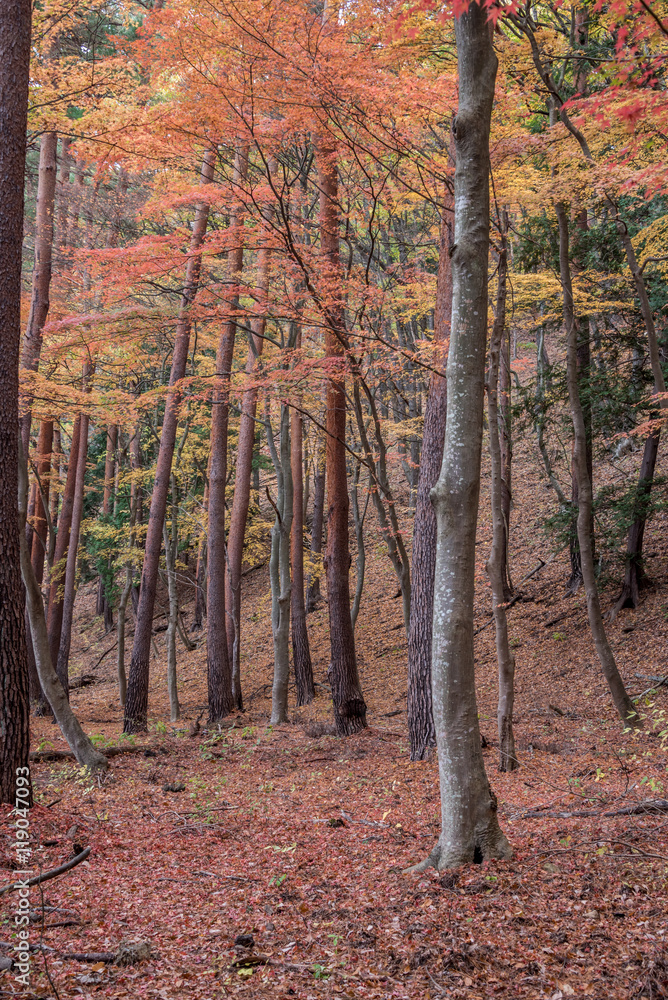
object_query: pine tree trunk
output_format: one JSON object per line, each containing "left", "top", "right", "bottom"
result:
{"left": 317, "top": 141, "right": 367, "bottom": 736}
{"left": 416, "top": 2, "right": 511, "bottom": 870}
{"left": 206, "top": 149, "right": 247, "bottom": 721}
{"left": 0, "top": 0, "right": 33, "bottom": 805}
{"left": 124, "top": 151, "right": 214, "bottom": 733}
{"left": 290, "top": 359, "right": 315, "bottom": 705}
{"left": 407, "top": 201, "right": 451, "bottom": 761}
{"left": 556, "top": 201, "right": 640, "bottom": 728}
{"left": 56, "top": 412, "right": 89, "bottom": 698}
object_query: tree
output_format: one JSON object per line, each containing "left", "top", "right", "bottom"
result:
{"left": 0, "top": 0, "right": 33, "bottom": 805}
{"left": 416, "top": 0, "right": 511, "bottom": 870}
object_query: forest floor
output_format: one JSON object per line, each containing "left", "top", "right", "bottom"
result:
{"left": 3, "top": 432, "right": 668, "bottom": 1000}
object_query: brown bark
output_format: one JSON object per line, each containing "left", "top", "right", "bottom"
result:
{"left": 556, "top": 201, "right": 640, "bottom": 729}
{"left": 50, "top": 426, "right": 62, "bottom": 544}
{"left": 47, "top": 415, "right": 82, "bottom": 691}
{"left": 207, "top": 149, "right": 248, "bottom": 722}
{"left": 28, "top": 419, "right": 54, "bottom": 710}
{"left": 20, "top": 130, "right": 58, "bottom": 458}
{"left": 317, "top": 141, "right": 367, "bottom": 736}
{"left": 124, "top": 151, "right": 215, "bottom": 733}
{"left": 96, "top": 424, "right": 117, "bottom": 630}
{"left": 290, "top": 331, "right": 315, "bottom": 706}
{"left": 225, "top": 184, "right": 270, "bottom": 696}
{"left": 499, "top": 299, "right": 513, "bottom": 600}
{"left": 56, "top": 412, "right": 89, "bottom": 698}
{"left": 407, "top": 201, "right": 451, "bottom": 761}
{"left": 0, "top": 0, "right": 33, "bottom": 805}
{"left": 57, "top": 137, "right": 71, "bottom": 250}
{"left": 193, "top": 480, "right": 208, "bottom": 630}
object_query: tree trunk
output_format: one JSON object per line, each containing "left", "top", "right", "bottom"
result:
{"left": 225, "top": 184, "right": 270, "bottom": 698}
{"left": 305, "top": 429, "right": 326, "bottom": 612}
{"left": 49, "top": 426, "right": 62, "bottom": 546}
{"left": 555, "top": 201, "right": 640, "bottom": 728}
{"left": 18, "top": 447, "right": 107, "bottom": 772}
{"left": 97, "top": 424, "right": 117, "bottom": 630}
{"left": 47, "top": 414, "right": 82, "bottom": 685}
{"left": 317, "top": 141, "right": 367, "bottom": 736}
{"left": 207, "top": 149, "right": 247, "bottom": 722}
{"left": 56, "top": 412, "right": 89, "bottom": 698}
{"left": 193, "top": 480, "right": 208, "bottom": 630}
{"left": 20, "top": 130, "right": 58, "bottom": 459}
{"left": 407, "top": 201, "right": 451, "bottom": 762}
{"left": 416, "top": 3, "right": 511, "bottom": 871}
{"left": 290, "top": 358, "right": 315, "bottom": 705}
{"left": 350, "top": 462, "right": 369, "bottom": 631}
{"left": 486, "top": 226, "right": 518, "bottom": 772}
{"left": 28, "top": 419, "right": 53, "bottom": 709}
{"left": 499, "top": 297, "right": 513, "bottom": 600}
{"left": 0, "top": 0, "right": 33, "bottom": 805}
{"left": 163, "top": 477, "right": 180, "bottom": 722}
{"left": 124, "top": 151, "right": 215, "bottom": 733}
{"left": 267, "top": 406, "right": 293, "bottom": 725}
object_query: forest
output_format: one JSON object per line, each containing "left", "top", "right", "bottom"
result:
{"left": 1, "top": 0, "right": 668, "bottom": 997}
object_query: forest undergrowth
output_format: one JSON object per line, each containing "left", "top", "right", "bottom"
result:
{"left": 3, "top": 436, "right": 668, "bottom": 1000}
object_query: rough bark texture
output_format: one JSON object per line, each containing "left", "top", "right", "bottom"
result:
{"left": 56, "top": 412, "right": 89, "bottom": 699}
{"left": 124, "top": 151, "right": 215, "bottom": 733}
{"left": 225, "top": 189, "right": 270, "bottom": 699}
{"left": 407, "top": 202, "right": 451, "bottom": 761}
{"left": 486, "top": 231, "right": 518, "bottom": 772}
{"left": 47, "top": 414, "right": 82, "bottom": 691}
{"left": 207, "top": 149, "right": 247, "bottom": 721}
{"left": 418, "top": 4, "right": 511, "bottom": 870}
{"left": 20, "top": 129, "right": 58, "bottom": 459}
{"left": 556, "top": 202, "right": 640, "bottom": 729}
{"left": 0, "top": 0, "right": 33, "bottom": 805}
{"left": 318, "top": 142, "right": 367, "bottom": 736}
{"left": 290, "top": 360, "right": 315, "bottom": 705}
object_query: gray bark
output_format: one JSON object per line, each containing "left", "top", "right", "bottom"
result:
{"left": 415, "top": 2, "right": 511, "bottom": 871}
{"left": 267, "top": 404, "right": 293, "bottom": 725}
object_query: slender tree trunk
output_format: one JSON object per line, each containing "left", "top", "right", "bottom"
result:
{"left": 556, "top": 201, "right": 640, "bottom": 728}
{"left": 56, "top": 412, "right": 89, "bottom": 698}
{"left": 97, "top": 424, "right": 117, "bottom": 630}
{"left": 193, "top": 480, "right": 208, "bottom": 630}
{"left": 290, "top": 347, "right": 315, "bottom": 705}
{"left": 416, "top": 3, "right": 510, "bottom": 871}
{"left": 20, "top": 130, "right": 58, "bottom": 459}
{"left": 207, "top": 149, "right": 247, "bottom": 722}
{"left": 28, "top": 419, "right": 53, "bottom": 709}
{"left": 18, "top": 448, "right": 107, "bottom": 771}
{"left": 305, "top": 429, "right": 326, "bottom": 612}
{"left": 0, "top": 0, "right": 33, "bottom": 804}
{"left": 225, "top": 185, "right": 270, "bottom": 697}
{"left": 47, "top": 415, "right": 82, "bottom": 685}
{"left": 407, "top": 202, "right": 451, "bottom": 761}
{"left": 50, "top": 426, "right": 62, "bottom": 546}
{"left": 350, "top": 462, "right": 369, "bottom": 631}
{"left": 499, "top": 300, "right": 513, "bottom": 600}
{"left": 124, "top": 151, "right": 215, "bottom": 733}
{"left": 267, "top": 406, "right": 293, "bottom": 724}
{"left": 317, "top": 141, "right": 367, "bottom": 735}
{"left": 486, "top": 228, "right": 518, "bottom": 772}
{"left": 163, "top": 477, "right": 180, "bottom": 722}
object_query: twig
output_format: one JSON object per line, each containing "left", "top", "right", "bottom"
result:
{"left": 0, "top": 847, "right": 91, "bottom": 896}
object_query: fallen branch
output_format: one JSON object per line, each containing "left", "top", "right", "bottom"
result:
{"left": 0, "top": 847, "right": 91, "bottom": 895}
{"left": 522, "top": 798, "right": 668, "bottom": 819}
{"left": 31, "top": 744, "right": 154, "bottom": 762}
{"left": 62, "top": 951, "right": 115, "bottom": 963}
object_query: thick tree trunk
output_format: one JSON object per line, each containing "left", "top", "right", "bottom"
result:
{"left": 486, "top": 230, "right": 518, "bottom": 772}
{"left": 556, "top": 202, "right": 640, "bottom": 728}
{"left": 290, "top": 363, "right": 315, "bottom": 705}
{"left": 124, "top": 151, "right": 215, "bottom": 733}
{"left": 407, "top": 201, "right": 451, "bottom": 762}
{"left": 317, "top": 142, "right": 367, "bottom": 736}
{"left": 416, "top": 3, "right": 510, "bottom": 871}
{"left": 225, "top": 190, "right": 270, "bottom": 698}
{"left": 207, "top": 150, "right": 247, "bottom": 722}
{"left": 0, "top": 0, "right": 33, "bottom": 805}
{"left": 47, "top": 415, "right": 82, "bottom": 685}
{"left": 20, "top": 130, "right": 58, "bottom": 459}
{"left": 56, "top": 412, "right": 89, "bottom": 698}
{"left": 305, "top": 430, "right": 326, "bottom": 612}
{"left": 18, "top": 449, "right": 107, "bottom": 772}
